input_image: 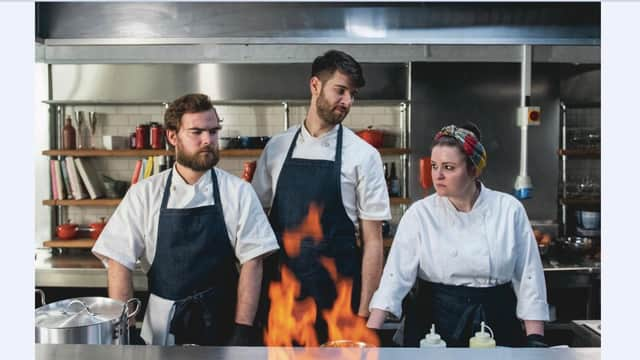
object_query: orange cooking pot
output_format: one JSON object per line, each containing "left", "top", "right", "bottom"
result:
{"left": 89, "top": 217, "right": 107, "bottom": 240}
{"left": 56, "top": 220, "right": 78, "bottom": 240}
{"left": 356, "top": 126, "right": 384, "bottom": 148}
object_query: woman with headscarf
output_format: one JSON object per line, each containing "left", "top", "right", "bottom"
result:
{"left": 366, "top": 123, "right": 549, "bottom": 347}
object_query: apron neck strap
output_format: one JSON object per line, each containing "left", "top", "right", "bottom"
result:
{"left": 160, "top": 168, "right": 220, "bottom": 209}
{"left": 285, "top": 123, "right": 344, "bottom": 164}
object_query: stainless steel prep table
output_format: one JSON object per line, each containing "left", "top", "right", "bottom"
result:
{"left": 36, "top": 344, "right": 600, "bottom": 360}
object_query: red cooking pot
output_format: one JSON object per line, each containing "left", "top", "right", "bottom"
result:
{"left": 56, "top": 220, "right": 78, "bottom": 240}
{"left": 356, "top": 126, "right": 384, "bottom": 148}
{"left": 89, "top": 217, "right": 107, "bottom": 240}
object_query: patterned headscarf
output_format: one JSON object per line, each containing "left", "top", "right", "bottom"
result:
{"left": 434, "top": 125, "right": 487, "bottom": 174}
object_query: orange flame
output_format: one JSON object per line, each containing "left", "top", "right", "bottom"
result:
{"left": 263, "top": 265, "right": 319, "bottom": 347}
{"left": 320, "top": 257, "right": 381, "bottom": 347}
{"left": 281, "top": 203, "right": 324, "bottom": 257}
{"left": 264, "top": 202, "right": 380, "bottom": 350}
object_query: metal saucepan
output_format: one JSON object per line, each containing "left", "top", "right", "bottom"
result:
{"left": 35, "top": 296, "right": 141, "bottom": 344}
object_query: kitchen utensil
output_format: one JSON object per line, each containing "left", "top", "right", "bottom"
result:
{"left": 35, "top": 297, "right": 141, "bottom": 344}
{"left": 73, "top": 111, "right": 86, "bottom": 149}
{"left": 576, "top": 210, "right": 600, "bottom": 230}
{"left": 238, "top": 136, "right": 270, "bottom": 149}
{"left": 557, "top": 236, "right": 594, "bottom": 260}
{"left": 219, "top": 137, "right": 233, "bottom": 150}
{"left": 102, "top": 135, "right": 129, "bottom": 150}
{"left": 89, "top": 217, "right": 107, "bottom": 240}
{"left": 56, "top": 220, "right": 78, "bottom": 240}
{"left": 356, "top": 126, "right": 384, "bottom": 148}
{"left": 102, "top": 175, "right": 128, "bottom": 198}
{"left": 322, "top": 340, "right": 371, "bottom": 348}
{"left": 88, "top": 112, "right": 98, "bottom": 148}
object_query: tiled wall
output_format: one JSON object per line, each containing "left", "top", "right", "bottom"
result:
{"left": 62, "top": 103, "right": 406, "bottom": 232}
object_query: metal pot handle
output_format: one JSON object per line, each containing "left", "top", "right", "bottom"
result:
{"left": 64, "top": 299, "right": 95, "bottom": 316}
{"left": 125, "top": 298, "right": 142, "bottom": 320}
{"left": 35, "top": 289, "right": 46, "bottom": 306}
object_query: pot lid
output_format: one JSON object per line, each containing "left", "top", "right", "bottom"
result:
{"left": 35, "top": 297, "right": 125, "bottom": 329}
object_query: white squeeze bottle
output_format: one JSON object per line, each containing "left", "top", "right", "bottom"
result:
{"left": 468, "top": 321, "right": 496, "bottom": 348}
{"left": 420, "top": 324, "right": 447, "bottom": 348}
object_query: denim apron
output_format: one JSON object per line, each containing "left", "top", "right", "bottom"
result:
{"left": 147, "top": 168, "right": 238, "bottom": 345}
{"left": 263, "top": 124, "right": 361, "bottom": 344}
{"left": 403, "top": 279, "right": 525, "bottom": 347}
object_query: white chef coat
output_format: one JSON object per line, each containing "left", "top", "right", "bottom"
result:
{"left": 252, "top": 123, "right": 392, "bottom": 226}
{"left": 92, "top": 165, "right": 279, "bottom": 345}
{"left": 369, "top": 183, "right": 549, "bottom": 321}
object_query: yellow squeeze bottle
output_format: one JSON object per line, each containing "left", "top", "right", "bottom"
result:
{"left": 469, "top": 321, "right": 496, "bottom": 348}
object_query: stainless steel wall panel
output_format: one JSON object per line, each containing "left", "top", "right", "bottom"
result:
{"left": 409, "top": 62, "right": 597, "bottom": 219}
{"left": 37, "top": 2, "right": 600, "bottom": 45}
{"left": 38, "top": 44, "right": 601, "bottom": 65}
{"left": 50, "top": 63, "right": 407, "bottom": 101}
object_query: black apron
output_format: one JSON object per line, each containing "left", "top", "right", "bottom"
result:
{"left": 147, "top": 168, "right": 239, "bottom": 345}
{"left": 403, "top": 279, "right": 525, "bottom": 347}
{"left": 261, "top": 124, "right": 361, "bottom": 344}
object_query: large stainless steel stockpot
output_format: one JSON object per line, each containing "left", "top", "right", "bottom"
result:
{"left": 35, "top": 297, "right": 141, "bottom": 344}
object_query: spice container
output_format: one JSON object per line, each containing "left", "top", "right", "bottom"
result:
{"left": 135, "top": 124, "right": 149, "bottom": 149}
{"left": 150, "top": 123, "right": 164, "bottom": 149}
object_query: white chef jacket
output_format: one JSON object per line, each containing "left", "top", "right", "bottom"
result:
{"left": 369, "top": 183, "right": 549, "bottom": 321}
{"left": 252, "top": 123, "right": 392, "bottom": 226}
{"left": 92, "top": 165, "right": 279, "bottom": 345}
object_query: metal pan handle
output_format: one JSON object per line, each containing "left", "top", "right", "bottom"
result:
{"left": 35, "top": 289, "right": 46, "bottom": 306}
{"left": 125, "top": 298, "right": 142, "bottom": 320}
{"left": 65, "top": 299, "right": 95, "bottom": 316}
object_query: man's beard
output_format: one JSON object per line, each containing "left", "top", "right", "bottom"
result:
{"left": 316, "top": 88, "right": 349, "bottom": 125}
{"left": 176, "top": 141, "right": 220, "bottom": 171}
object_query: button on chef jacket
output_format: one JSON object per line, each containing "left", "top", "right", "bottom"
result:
{"left": 369, "top": 183, "right": 550, "bottom": 321}
{"left": 92, "top": 166, "right": 279, "bottom": 345}
{"left": 252, "top": 124, "right": 392, "bottom": 225}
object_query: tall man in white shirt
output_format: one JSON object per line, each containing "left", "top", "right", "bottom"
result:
{"left": 93, "top": 93, "right": 279, "bottom": 346}
{"left": 252, "top": 50, "right": 391, "bottom": 343}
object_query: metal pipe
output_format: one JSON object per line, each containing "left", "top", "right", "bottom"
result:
{"left": 514, "top": 45, "right": 533, "bottom": 199}
{"left": 282, "top": 101, "right": 289, "bottom": 131}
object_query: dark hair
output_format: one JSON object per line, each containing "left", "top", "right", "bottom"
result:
{"left": 164, "top": 93, "right": 215, "bottom": 132}
{"left": 431, "top": 122, "right": 482, "bottom": 174}
{"left": 311, "top": 50, "right": 365, "bottom": 88}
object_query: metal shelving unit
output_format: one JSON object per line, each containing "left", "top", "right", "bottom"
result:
{"left": 42, "top": 98, "right": 413, "bottom": 249}
{"left": 558, "top": 101, "right": 601, "bottom": 237}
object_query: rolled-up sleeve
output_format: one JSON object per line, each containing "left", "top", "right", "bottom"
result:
{"left": 369, "top": 207, "right": 420, "bottom": 318}
{"left": 356, "top": 151, "right": 391, "bottom": 221}
{"left": 233, "top": 182, "right": 279, "bottom": 264}
{"left": 512, "top": 206, "right": 550, "bottom": 321}
{"left": 92, "top": 187, "right": 145, "bottom": 271}
{"left": 252, "top": 142, "right": 275, "bottom": 209}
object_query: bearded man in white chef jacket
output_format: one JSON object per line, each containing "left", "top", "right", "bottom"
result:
{"left": 92, "top": 93, "right": 279, "bottom": 346}
{"left": 252, "top": 50, "right": 391, "bottom": 344}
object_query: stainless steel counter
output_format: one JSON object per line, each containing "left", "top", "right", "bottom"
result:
{"left": 35, "top": 251, "right": 600, "bottom": 289}
{"left": 35, "top": 251, "right": 148, "bottom": 290}
{"left": 35, "top": 344, "right": 600, "bottom": 360}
